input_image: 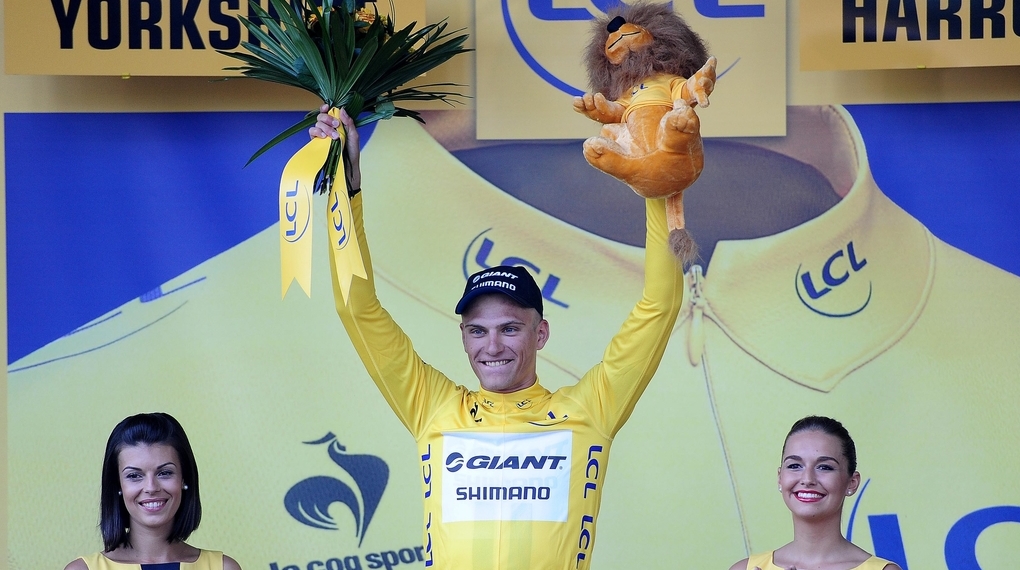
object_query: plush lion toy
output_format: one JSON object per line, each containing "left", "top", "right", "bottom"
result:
{"left": 574, "top": 2, "right": 716, "bottom": 264}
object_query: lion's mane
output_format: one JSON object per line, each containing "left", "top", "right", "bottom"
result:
{"left": 584, "top": 2, "right": 709, "bottom": 101}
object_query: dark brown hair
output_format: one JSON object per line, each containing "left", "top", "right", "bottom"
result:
{"left": 784, "top": 415, "right": 858, "bottom": 474}
{"left": 100, "top": 413, "right": 202, "bottom": 551}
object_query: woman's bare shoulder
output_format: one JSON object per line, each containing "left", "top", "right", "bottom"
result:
{"left": 223, "top": 553, "right": 243, "bottom": 570}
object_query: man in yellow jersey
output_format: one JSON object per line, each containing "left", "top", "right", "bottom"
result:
{"left": 363, "top": 105, "right": 1020, "bottom": 570}
{"left": 312, "top": 108, "right": 686, "bottom": 570}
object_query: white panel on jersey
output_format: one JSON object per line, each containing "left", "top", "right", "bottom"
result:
{"left": 441, "top": 431, "right": 572, "bottom": 522}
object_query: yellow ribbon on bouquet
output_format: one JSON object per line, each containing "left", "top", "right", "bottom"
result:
{"left": 279, "top": 115, "right": 366, "bottom": 301}
{"left": 325, "top": 138, "right": 367, "bottom": 304}
{"left": 278, "top": 136, "right": 320, "bottom": 298}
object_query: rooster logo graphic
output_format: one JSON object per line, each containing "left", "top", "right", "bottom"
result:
{"left": 284, "top": 433, "right": 389, "bottom": 546}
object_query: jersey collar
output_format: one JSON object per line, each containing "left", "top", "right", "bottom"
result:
{"left": 686, "top": 106, "right": 935, "bottom": 391}
{"left": 476, "top": 380, "right": 551, "bottom": 414}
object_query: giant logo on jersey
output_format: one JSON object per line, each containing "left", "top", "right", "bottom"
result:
{"left": 284, "top": 433, "right": 389, "bottom": 546}
{"left": 445, "top": 452, "right": 568, "bottom": 472}
{"left": 442, "top": 430, "right": 572, "bottom": 522}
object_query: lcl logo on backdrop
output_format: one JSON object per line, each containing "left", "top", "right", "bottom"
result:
{"left": 462, "top": 228, "right": 570, "bottom": 310}
{"left": 285, "top": 433, "right": 390, "bottom": 546}
{"left": 795, "top": 241, "right": 871, "bottom": 318}
{"left": 502, "top": 0, "right": 765, "bottom": 96}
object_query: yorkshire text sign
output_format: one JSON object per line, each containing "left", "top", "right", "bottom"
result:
{"left": 5, "top": 0, "right": 425, "bottom": 76}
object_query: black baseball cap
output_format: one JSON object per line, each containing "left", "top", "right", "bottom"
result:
{"left": 455, "top": 265, "right": 544, "bottom": 317}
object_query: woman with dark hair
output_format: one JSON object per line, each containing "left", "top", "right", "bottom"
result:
{"left": 729, "top": 416, "right": 901, "bottom": 570}
{"left": 65, "top": 413, "right": 241, "bottom": 570}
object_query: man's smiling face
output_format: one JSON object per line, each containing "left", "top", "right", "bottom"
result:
{"left": 460, "top": 294, "right": 549, "bottom": 393}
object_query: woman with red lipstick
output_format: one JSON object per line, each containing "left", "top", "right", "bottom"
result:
{"left": 64, "top": 413, "right": 242, "bottom": 570}
{"left": 729, "top": 416, "right": 901, "bottom": 570}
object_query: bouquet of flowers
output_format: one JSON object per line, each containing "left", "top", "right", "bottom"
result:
{"left": 220, "top": 0, "right": 470, "bottom": 195}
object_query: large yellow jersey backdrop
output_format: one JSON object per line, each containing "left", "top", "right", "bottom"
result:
{"left": 7, "top": 102, "right": 1020, "bottom": 570}
{"left": 4, "top": 1, "right": 1020, "bottom": 568}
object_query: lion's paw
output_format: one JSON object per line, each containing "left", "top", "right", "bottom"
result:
{"left": 574, "top": 93, "right": 625, "bottom": 124}
{"left": 583, "top": 137, "right": 606, "bottom": 158}
{"left": 663, "top": 100, "right": 700, "bottom": 135}
{"left": 583, "top": 136, "right": 630, "bottom": 176}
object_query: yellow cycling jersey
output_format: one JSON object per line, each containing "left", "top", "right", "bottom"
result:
{"left": 615, "top": 74, "right": 687, "bottom": 123}
{"left": 78, "top": 550, "right": 224, "bottom": 570}
{"left": 745, "top": 551, "right": 893, "bottom": 570}
{"left": 331, "top": 193, "right": 684, "bottom": 569}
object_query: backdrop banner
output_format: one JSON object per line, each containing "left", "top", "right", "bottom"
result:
{"left": 476, "top": 0, "right": 787, "bottom": 138}
{"left": 3, "top": 0, "right": 425, "bottom": 76}
{"left": 800, "top": 0, "right": 1020, "bottom": 70}
{"left": 6, "top": 104, "right": 1020, "bottom": 570}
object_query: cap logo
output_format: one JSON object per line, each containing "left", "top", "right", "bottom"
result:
{"left": 475, "top": 270, "right": 520, "bottom": 283}
{"left": 456, "top": 262, "right": 546, "bottom": 316}
{"left": 472, "top": 280, "right": 517, "bottom": 292}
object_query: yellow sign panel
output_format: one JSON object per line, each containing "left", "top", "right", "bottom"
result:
{"left": 800, "top": 0, "right": 1020, "bottom": 70}
{"left": 475, "top": 0, "right": 787, "bottom": 138}
{"left": 4, "top": 0, "right": 425, "bottom": 76}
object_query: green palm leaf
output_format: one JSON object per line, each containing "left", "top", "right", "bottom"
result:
{"left": 245, "top": 113, "right": 319, "bottom": 167}
{"left": 218, "top": 0, "right": 471, "bottom": 194}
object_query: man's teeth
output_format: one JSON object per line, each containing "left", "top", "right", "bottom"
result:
{"left": 484, "top": 360, "right": 511, "bottom": 367}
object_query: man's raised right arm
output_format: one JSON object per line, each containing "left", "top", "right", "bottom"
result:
{"left": 317, "top": 108, "right": 460, "bottom": 439}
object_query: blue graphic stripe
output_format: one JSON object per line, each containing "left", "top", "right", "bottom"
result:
{"left": 139, "top": 277, "right": 207, "bottom": 304}
{"left": 65, "top": 311, "right": 123, "bottom": 336}
{"left": 5, "top": 112, "right": 376, "bottom": 364}
{"left": 8, "top": 302, "right": 188, "bottom": 374}
{"left": 718, "top": 57, "right": 739, "bottom": 79}
{"left": 502, "top": 0, "right": 585, "bottom": 97}
{"left": 503, "top": 0, "right": 736, "bottom": 97}
{"left": 846, "top": 478, "right": 870, "bottom": 542}
{"left": 693, "top": 0, "right": 764, "bottom": 18}
{"left": 845, "top": 102, "right": 1020, "bottom": 278}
